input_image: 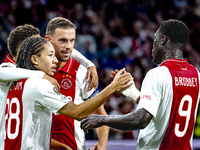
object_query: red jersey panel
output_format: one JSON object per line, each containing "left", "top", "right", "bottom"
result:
{"left": 52, "top": 58, "right": 80, "bottom": 150}
{"left": 159, "top": 59, "right": 199, "bottom": 150}
{"left": 4, "top": 79, "right": 27, "bottom": 150}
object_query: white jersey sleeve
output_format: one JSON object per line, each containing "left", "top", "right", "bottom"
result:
{"left": 71, "top": 48, "right": 94, "bottom": 68}
{"left": 0, "top": 63, "right": 44, "bottom": 85}
{"left": 76, "top": 65, "right": 94, "bottom": 100}
{"left": 137, "top": 67, "right": 163, "bottom": 117}
{"left": 29, "top": 78, "right": 70, "bottom": 115}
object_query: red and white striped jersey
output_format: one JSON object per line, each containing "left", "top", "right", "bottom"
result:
{"left": 0, "top": 55, "right": 45, "bottom": 150}
{"left": 52, "top": 58, "right": 96, "bottom": 150}
{"left": 137, "top": 59, "right": 200, "bottom": 150}
{"left": 1, "top": 50, "right": 94, "bottom": 150}
{"left": 4, "top": 78, "right": 70, "bottom": 150}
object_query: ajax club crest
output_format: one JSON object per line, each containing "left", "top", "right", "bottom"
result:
{"left": 61, "top": 78, "right": 72, "bottom": 89}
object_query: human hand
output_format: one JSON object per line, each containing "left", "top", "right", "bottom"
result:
{"left": 111, "top": 68, "right": 133, "bottom": 92}
{"left": 110, "top": 69, "right": 119, "bottom": 80}
{"left": 86, "top": 66, "right": 98, "bottom": 91}
{"left": 42, "top": 74, "right": 60, "bottom": 91}
{"left": 81, "top": 114, "right": 105, "bottom": 133}
{"left": 88, "top": 142, "right": 107, "bottom": 150}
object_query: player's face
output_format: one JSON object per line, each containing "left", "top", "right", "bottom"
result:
{"left": 152, "top": 30, "right": 162, "bottom": 64}
{"left": 48, "top": 28, "right": 75, "bottom": 62}
{"left": 35, "top": 42, "right": 58, "bottom": 77}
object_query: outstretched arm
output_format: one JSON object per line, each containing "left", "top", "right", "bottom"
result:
{"left": 58, "top": 68, "right": 133, "bottom": 121}
{"left": 81, "top": 108, "right": 152, "bottom": 132}
{"left": 71, "top": 49, "right": 98, "bottom": 91}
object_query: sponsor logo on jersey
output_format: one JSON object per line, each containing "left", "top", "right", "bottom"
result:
{"left": 61, "top": 78, "right": 72, "bottom": 89}
{"left": 53, "top": 87, "right": 62, "bottom": 95}
{"left": 61, "top": 95, "right": 72, "bottom": 101}
{"left": 141, "top": 95, "right": 151, "bottom": 100}
{"left": 2, "top": 65, "right": 8, "bottom": 68}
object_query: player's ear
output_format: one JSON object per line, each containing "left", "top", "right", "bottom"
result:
{"left": 45, "top": 35, "right": 51, "bottom": 42}
{"left": 30, "top": 55, "right": 38, "bottom": 65}
{"left": 161, "top": 35, "right": 168, "bottom": 45}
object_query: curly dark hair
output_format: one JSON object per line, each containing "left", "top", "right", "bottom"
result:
{"left": 7, "top": 24, "right": 40, "bottom": 57}
{"left": 46, "top": 17, "right": 76, "bottom": 36}
{"left": 158, "top": 19, "right": 189, "bottom": 46}
{"left": 17, "top": 37, "right": 48, "bottom": 70}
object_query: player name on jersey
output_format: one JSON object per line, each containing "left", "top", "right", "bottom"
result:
{"left": 175, "top": 77, "right": 198, "bottom": 87}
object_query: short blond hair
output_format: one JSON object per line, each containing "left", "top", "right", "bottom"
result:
{"left": 46, "top": 17, "right": 76, "bottom": 36}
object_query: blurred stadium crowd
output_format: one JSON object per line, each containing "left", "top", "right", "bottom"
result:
{"left": 0, "top": 0, "right": 200, "bottom": 140}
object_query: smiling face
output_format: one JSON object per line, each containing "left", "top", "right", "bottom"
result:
{"left": 32, "top": 42, "right": 58, "bottom": 77}
{"left": 47, "top": 28, "right": 76, "bottom": 62}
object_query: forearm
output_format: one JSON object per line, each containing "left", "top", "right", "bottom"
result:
{"left": 71, "top": 48, "right": 94, "bottom": 68}
{"left": 100, "top": 109, "right": 152, "bottom": 131}
{"left": 96, "top": 126, "right": 109, "bottom": 146}
{"left": 51, "top": 139, "right": 71, "bottom": 150}
{"left": 60, "top": 70, "right": 133, "bottom": 120}
{"left": 60, "top": 84, "right": 115, "bottom": 121}
{"left": 94, "top": 106, "right": 109, "bottom": 146}
{"left": 77, "top": 85, "right": 115, "bottom": 118}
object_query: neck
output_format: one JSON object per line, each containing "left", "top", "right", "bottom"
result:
{"left": 13, "top": 56, "right": 17, "bottom": 62}
{"left": 56, "top": 61, "right": 67, "bottom": 70}
{"left": 162, "top": 49, "right": 184, "bottom": 62}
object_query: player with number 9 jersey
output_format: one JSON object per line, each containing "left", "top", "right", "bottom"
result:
{"left": 136, "top": 59, "right": 200, "bottom": 150}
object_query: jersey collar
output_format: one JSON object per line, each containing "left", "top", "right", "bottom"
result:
{"left": 59, "top": 58, "right": 72, "bottom": 73}
{"left": 160, "top": 58, "right": 187, "bottom": 66}
{"left": 4, "top": 54, "right": 16, "bottom": 66}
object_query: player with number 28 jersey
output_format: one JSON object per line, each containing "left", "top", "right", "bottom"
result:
{"left": 4, "top": 78, "right": 70, "bottom": 150}
{"left": 137, "top": 59, "right": 200, "bottom": 150}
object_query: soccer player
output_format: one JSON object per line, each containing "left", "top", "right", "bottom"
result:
{"left": 7, "top": 24, "right": 98, "bottom": 91}
{"left": 0, "top": 24, "right": 99, "bottom": 150}
{"left": 0, "top": 24, "right": 57, "bottom": 150}
{"left": 4, "top": 36, "right": 132, "bottom": 149}
{"left": 45, "top": 17, "right": 109, "bottom": 150}
{"left": 81, "top": 19, "right": 200, "bottom": 149}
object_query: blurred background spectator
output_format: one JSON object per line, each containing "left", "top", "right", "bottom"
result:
{"left": 0, "top": 0, "right": 200, "bottom": 140}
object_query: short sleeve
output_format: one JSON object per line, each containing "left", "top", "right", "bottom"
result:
{"left": 0, "top": 65, "right": 44, "bottom": 85}
{"left": 137, "top": 68, "right": 162, "bottom": 117}
{"left": 71, "top": 48, "right": 94, "bottom": 68}
{"left": 76, "top": 65, "right": 95, "bottom": 99}
{"left": 31, "top": 79, "right": 70, "bottom": 115}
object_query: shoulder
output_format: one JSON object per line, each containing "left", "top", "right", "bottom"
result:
{"left": 146, "top": 66, "right": 169, "bottom": 78}
{"left": 25, "top": 78, "right": 53, "bottom": 91}
{"left": 78, "top": 65, "right": 88, "bottom": 81}
{"left": 143, "top": 66, "right": 171, "bottom": 88}
{"left": 77, "top": 64, "right": 87, "bottom": 73}
{"left": 0, "top": 62, "right": 16, "bottom": 68}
